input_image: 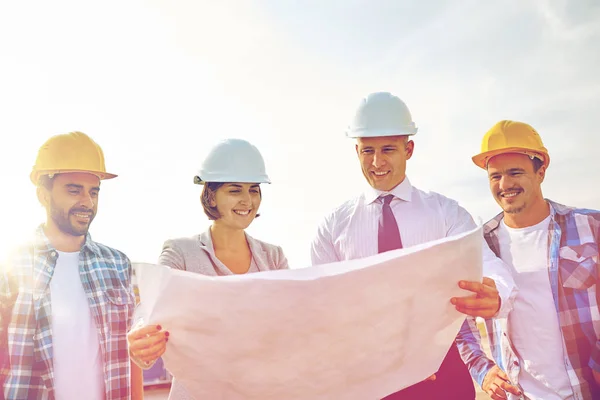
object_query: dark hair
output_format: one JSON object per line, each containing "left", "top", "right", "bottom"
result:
{"left": 532, "top": 157, "right": 544, "bottom": 172}
{"left": 201, "top": 182, "right": 261, "bottom": 220}
{"left": 38, "top": 175, "right": 55, "bottom": 190}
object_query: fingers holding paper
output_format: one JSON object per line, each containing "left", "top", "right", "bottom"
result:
{"left": 127, "top": 323, "right": 169, "bottom": 369}
{"left": 450, "top": 277, "right": 501, "bottom": 318}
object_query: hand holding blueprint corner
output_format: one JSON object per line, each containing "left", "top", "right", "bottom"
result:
{"left": 134, "top": 226, "right": 483, "bottom": 399}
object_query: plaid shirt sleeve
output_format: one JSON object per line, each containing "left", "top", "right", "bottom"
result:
{"left": 456, "top": 317, "right": 496, "bottom": 387}
{"left": 0, "top": 258, "right": 16, "bottom": 383}
{"left": 588, "top": 215, "right": 600, "bottom": 373}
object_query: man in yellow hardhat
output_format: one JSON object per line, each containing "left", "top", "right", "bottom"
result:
{"left": 0, "top": 132, "right": 142, "bottom": 399}
{"left": 458, "top": 120, "right": 600, "bottom": 399}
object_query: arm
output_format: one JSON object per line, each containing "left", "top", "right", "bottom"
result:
{"left": 456, "top": 317, "right": 496, "bottom": 386}
{"left": 130, "top": 360, "right": 144, "bottom": 400}
{"left": 0, "top": 262, "right": 14, "bottom": 388}
{"left": 158, "top": 239, "right": 186, "bottom": 271}
{"left": 457, "top": 318, "right": 521, "bottom": 397}
{"left": 310, "top": 215, "right": 340, "bottom": 266}
{"left": 276, "top": 246, "right": 290, "bottom": 270}
{"left": 445, "top": 200, "right": 517, "bottom": 318}
{"left": 589, "top": 215, "right": 600, "bottom": 384}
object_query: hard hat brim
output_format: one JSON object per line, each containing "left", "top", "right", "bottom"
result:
{"left": 194, "top": 175, "right": 272, "bottom": 185}
{"left": 472, "top": 147, "right": 550, "bottom": 169}
{"left": 30, "top": 169, "right": 118, "bottom": 185}
{"left": 346, "top": 127, "right": 418, "bottom": 138}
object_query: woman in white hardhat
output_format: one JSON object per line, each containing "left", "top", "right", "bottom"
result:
{"left": 126, "top": 138, "right": 289, "bottom": 398}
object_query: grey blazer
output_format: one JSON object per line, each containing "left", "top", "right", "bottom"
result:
{"left": 158, "top": 229, "right": 288, "bottom": 275}
{"left": 157, "top": 229, "right": 288, "bottom": 399}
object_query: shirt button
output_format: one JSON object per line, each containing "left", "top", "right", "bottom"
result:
{"left": 46, "top": 267, "right": 52, "bottom": 272}
{"left": 513, "top": 360, "right": 519, "bottom": 366}
{"left": 50, "top": 251, "right": 57, "bottom": 258}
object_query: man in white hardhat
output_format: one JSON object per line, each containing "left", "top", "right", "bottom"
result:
{"left": 458, "top": 120, "right": 600, "bottom": 399}
{"left": 0, "top": 132, "right": 142, "bottom": 400}
{"left": 310, "top": 92, "right": 517, "bottom": 399}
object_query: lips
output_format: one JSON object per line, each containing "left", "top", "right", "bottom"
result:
{"left": 371, "top": 171, "right": 390, "bottom": 177}
{"left": 71, "top": 210, "right": 93, "bottom": 222}
{"left": 233, "top": 210, "right": 252, "bottom": 216}
{"left": 499, "top": 189, "right": 522, "bottom": 199}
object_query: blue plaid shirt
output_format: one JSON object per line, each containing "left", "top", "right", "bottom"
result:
{"left": 0, "top": 226, "right": 135, "bottom": 400}
{"left": 457, "top": 200, "right": 600, "bottom": 399}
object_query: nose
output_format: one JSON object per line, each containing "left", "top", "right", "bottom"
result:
{"left": 239, "top": 191, "right": 251, "bottom": 206}
{"left": 498, "top": 175, "right": 514, "bottom": 192}
{"left": 79, "top": 193, "right": 95, "bottom": 209}
{"left": 372, "top": 151, "right": 385, "bottom": 169}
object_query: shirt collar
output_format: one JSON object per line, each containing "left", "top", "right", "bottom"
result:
{"left": 365, "top": 176, "right": 413, "bottom": 205}
{"left": 33, "top": 224, "right": 100, "bottom": 255}
{"left": 484, "top": 199, "right": 558, "bottom": 236}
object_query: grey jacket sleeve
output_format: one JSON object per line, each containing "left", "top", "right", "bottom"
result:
{"left": 158, "top": 239, "right": 187, "bottom": 271}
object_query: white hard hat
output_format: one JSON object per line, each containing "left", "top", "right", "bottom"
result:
{"left": 194, "top": 138, "right": 271, "bottom": 185}
{"left": 346, "top": 92, "right": 418, "bottom": 138}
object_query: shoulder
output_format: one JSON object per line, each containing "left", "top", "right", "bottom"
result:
{"left": 552, "top": 200, "right": 600, "bottom": 234}
{"left": 246, "top": 235, "right": 288, "bottom": 269}
{"left": 552, "top": 200, "right": 600, "bottom": 219}
{"left": 412, "top": 185, "right": 461, "bottom": 208}
{"left": 87, "top": 240, "right": 131, "bottom": 269}
{"left": 162, "top": 235, "right": 202, "bottom": 252}
{"left": 248, "top": 235, "right": 285, "bottom": 255}
{"left": 320, "top": 194, "right": 366, "bottom": 226}
{"left": 159, "top": 234, "right": 209, "bottom": 271}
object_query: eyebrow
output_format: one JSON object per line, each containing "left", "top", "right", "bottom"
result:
{"left": 65, "top": 183, "right": 101, "bottom": 191}
{"left": 489, "top": 167, "right": 526, "bottom": 175}
{"left": 361, "top": 144, "right": 398, "bottom": 149}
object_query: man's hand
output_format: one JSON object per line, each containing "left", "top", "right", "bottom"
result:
{"left": 482, "top": 365, "right": 521, "bottom": 399}
{"left": 451, "top": 277, "right": 501, "bottom": 318}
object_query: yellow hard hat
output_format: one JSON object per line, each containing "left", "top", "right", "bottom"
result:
{"left": 30, "top": 131, "right": 117, "bottom": 185}
{"left": 472, "top": 120, "right": 550, "bottom": 169}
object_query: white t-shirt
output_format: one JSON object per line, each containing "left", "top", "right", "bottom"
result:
{"left": 498, "top": 215, "right": 573, "bottom": 399}
{"left": 49, "top": 250, "right": 105, "bottom": 400}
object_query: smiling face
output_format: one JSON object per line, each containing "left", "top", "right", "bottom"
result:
{"left": 487, "top": 153, "right": 546, "bottom": 217}
{"left": 38, "top": 172, "right": 100, "bottom": 237}
{"left": 356, "top": 135, "right": 414, "bottom": 191}
{"left": 210, "top": 183, "right": 261, "bottom": 230}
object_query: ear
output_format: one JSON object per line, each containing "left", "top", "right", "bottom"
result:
{"left": 537, "top": 165, "right": 547, "bottom": 183}
{"left": 36, "top": 186, "right": 50, "bottom": 208}
{"left": 405, "top": 140, "right": 415, "bottom": 160}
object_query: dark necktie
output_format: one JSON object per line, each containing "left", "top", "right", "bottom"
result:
{"left": 378, "top": 194, "right": 403, "bottom": 253}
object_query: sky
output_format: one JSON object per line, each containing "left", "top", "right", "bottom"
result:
{"left": 0, "top": 0, "right": 599, "bottom": 268}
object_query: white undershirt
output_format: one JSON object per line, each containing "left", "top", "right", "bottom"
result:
{"left": 498, "top": 216, "right": 573, "bottom": 400}
{"left": 49, "top": 250, "right": 105, "bottom": 400}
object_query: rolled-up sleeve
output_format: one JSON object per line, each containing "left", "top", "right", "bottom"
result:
{"left": 456, "top": 317, "right": 497, "bottom": 386}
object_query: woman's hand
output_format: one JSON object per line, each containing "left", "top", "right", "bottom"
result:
{"left": 127, "top": 323, "right": 169, "bottom": 369}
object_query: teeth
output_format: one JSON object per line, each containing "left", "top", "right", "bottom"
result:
{"left": 233, "top": 210, "right": 251, "bottom": 215}
{"left": 373, "top": 171, "right": 388, "bottom": 176}
{"left": 502, "top": 192, "right": 519, "bottom": 198}
{"left": 73, "top": 213, "right": 90, "bottom": 218}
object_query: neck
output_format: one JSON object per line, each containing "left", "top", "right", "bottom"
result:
{"left": 503, "top": 198, "right": 550, "bottom": 228}
{"left": 43, "top": 222, "right": 85, "bottom": 252}
{"left": 210, "top": 222, "right": 247, "bottom": 251}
